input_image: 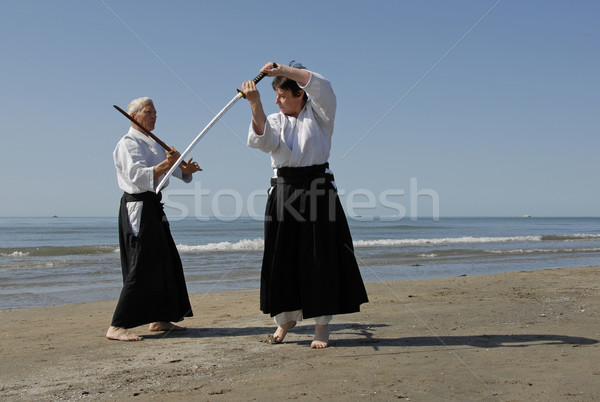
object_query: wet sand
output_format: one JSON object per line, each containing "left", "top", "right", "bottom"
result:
{"left": 1, "top": 266, "right": 599, "bottom": 401}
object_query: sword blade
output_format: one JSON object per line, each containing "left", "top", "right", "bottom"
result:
{"left": 155, "top": 66, "right": 274, "bottom": 193}
{"left": 155, "top": 92, "right": 244, "bottom": 193}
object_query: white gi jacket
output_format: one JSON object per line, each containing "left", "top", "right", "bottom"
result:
{"left": 113, "top": 127, "right": 191, "bottom": 234}
{"left": 247, "top": 71, "right": 336, "bottom": 175}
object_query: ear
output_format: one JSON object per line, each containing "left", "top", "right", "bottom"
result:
{"left": 297, "top": 89, "right": 305, "bottom": 98}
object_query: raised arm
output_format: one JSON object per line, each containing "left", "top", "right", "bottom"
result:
{"left": 260, "top": 62, "right": 311, "bottom": 87}
{"left": 241, "top": 79, "right": 266, "bottom": 135}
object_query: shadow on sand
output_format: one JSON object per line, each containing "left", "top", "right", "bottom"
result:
{"left": 140, "top": 323, "right": 598, "bottom": 350}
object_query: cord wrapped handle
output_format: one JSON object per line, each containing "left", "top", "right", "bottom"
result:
{"left": 252, "top": 62, "right": 278, "bottom": 84}
{"left": 238, "top": 63, "right": 278, "bottom": 98}
{"left": 252, "top": 72, "right": 266, "bottom": 84}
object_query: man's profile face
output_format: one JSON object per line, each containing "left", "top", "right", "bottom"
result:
{"left": 132, "top": 103, "right": 157, "bottom": 131}
{"left": 275, "top": 88, "right": 304, "bottom": 118}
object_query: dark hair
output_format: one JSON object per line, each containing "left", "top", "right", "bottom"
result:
{"left": 272, "top": 60, "right": 308, "bottom": 102}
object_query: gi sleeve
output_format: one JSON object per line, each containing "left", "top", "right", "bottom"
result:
{"left": 176, "top": 169, "right": 193, "bottom": 184}
{"left": 300, "top": 72, "right": 337, "bottom": 128}
{"left": 247, "top": 114, "right": 282, "bottom": 153}
{"left": 114, "top": 137, "right": 155, "bottom": 192}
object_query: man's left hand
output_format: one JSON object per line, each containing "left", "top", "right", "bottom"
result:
{"left": 180, "top": 157, "right": 202, "bottom": 174}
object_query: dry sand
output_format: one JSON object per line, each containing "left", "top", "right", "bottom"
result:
{"left": 1, "top": 266, "right": 599, "bottom": 401}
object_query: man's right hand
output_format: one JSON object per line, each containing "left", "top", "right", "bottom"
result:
{"left": 165, "top": 146, "right": 181, "bottom": 168}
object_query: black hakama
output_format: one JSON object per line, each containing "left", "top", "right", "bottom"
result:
{"left": 111, "top": 191, "right": 193, "bottom": 328}
{"left": 260, "top": 163, "right": 368, "bottom": 319}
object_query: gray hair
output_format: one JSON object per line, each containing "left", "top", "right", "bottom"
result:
{"left": 127, "top": 97, "right": 154, "bottom": 115}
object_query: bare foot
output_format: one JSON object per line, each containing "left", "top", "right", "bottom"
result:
{"left": 311, "top": 324, "right": 329, "bottom": 349}
{"left": 267, "top": 321, "right": 296, "bottom": 344}
{"left": 148, "top": 321, "right": 186, "bottom": 332}
{"left": 106, "top": 326, "right": 143, "bottom": 341}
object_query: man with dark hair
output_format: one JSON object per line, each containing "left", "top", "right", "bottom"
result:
{"left": 241, "top": 62, "right": 368, "bottom": 349}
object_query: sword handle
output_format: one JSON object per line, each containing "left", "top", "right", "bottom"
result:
{"left": 252, "top": 62, "right": 278, "bottom": 84}
{"left": 238, "top": 63, "right": 278, "bottom": 98}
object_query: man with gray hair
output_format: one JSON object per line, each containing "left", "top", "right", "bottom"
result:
{"left": 107, "top": 97, "right": 202, "bottom": 341}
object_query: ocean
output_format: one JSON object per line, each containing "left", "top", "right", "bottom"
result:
{"left": 1, "top": 216, "right": 599, "bottom": 310}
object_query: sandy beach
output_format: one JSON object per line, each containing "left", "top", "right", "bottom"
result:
{"left": 1, "top": 266, "right": 599, "bottom": 401}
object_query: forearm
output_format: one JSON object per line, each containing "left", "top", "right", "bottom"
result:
{"left": 153, "top": 159, "right": 173, "bottom": 179}
{"left": 251, "top": 101, "right": 266, "bottom": 135}
{"left": 279, "top": 64, "right": 311, "bottom": 87}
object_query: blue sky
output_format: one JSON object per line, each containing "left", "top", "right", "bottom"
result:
{"left": 1, "top": 0, "right": 598, "bottom": 218}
